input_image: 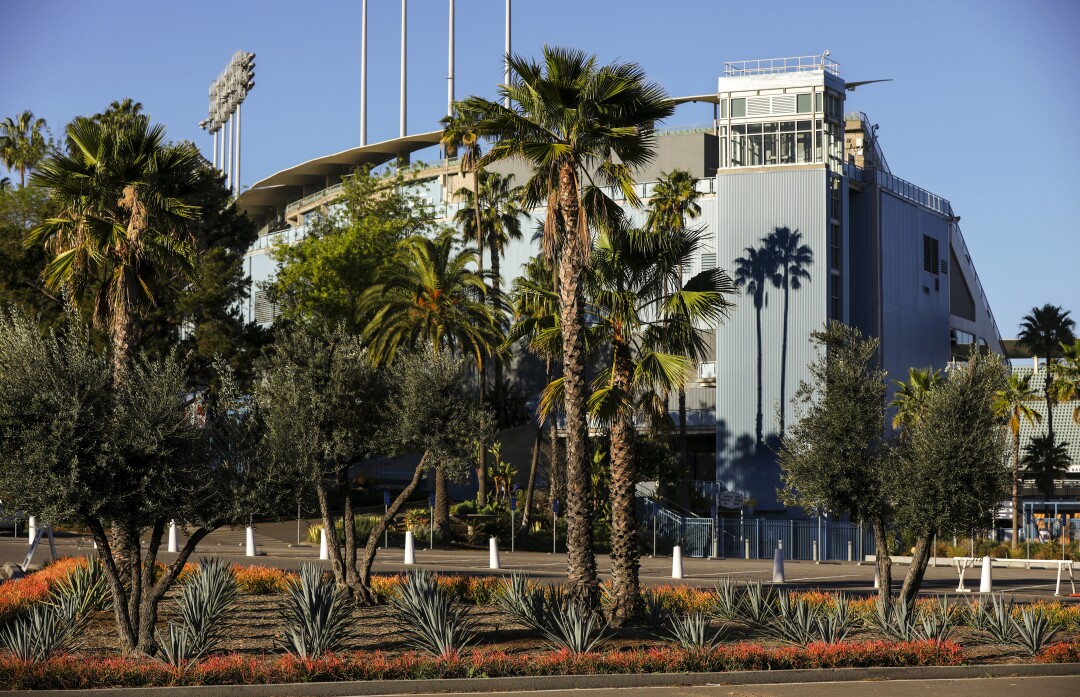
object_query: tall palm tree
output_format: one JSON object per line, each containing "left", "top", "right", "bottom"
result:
{"left": 646, "top": 169, "right": 702, "bottom": 504}
{"left": 992, "top": 373, "right": 1042, "bottom": 548}
{"left": 362, "top": 233, "right": 501, "bottom": 535}
{"left": 29, "top": 116, "right": 201, "bottom": 374}
{"left": 890, "top": 367, "right": 944, "bottom": 432}
{"left": 1018, "top": 304, "right": 1076, "bottom": 442}
{"left": 461, "top": 46, "right": 674, "bottom": 602}
{"left": 506, "top": 255, "right": 562, "bottom": 531}
{"left": 1021, "top": 435, "right": 1072, "bottom": 500}
{"left": 454, "top": 171, "right": 525, "bottom": 384}
{"left": 1050, "top": 339, "right": 1080, "bottom": 427}
{"left": 1, "top": 110, "right": 49, "bottom": 186}
{"left": 733, "top": 245, "right": 775, "bottom": 449}
{"left": 765, "top": 227, "right": 812, "bottom": 436}
{"left": 583, "top": 225, "right": 734, "bottom": 621}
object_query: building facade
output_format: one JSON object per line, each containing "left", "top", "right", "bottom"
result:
{"left": 237, "top": 55, "right": 1002, "bottom": 514}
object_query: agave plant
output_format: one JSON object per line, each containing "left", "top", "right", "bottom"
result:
{"left": 980, "top": 594, "right": 1018, "bottom": 645}
{"left": 711, "top": 577, "right": 740, "bottom": 621}
{"left": 666, "top": 611, "right": 722, "bottom": 650}
{"left": 389, "top": 570, "right": 475, "bottom": 657}
{"left": 158, "top": 558, "right": 240, "bottom": 665}
{"left": 1011, "top": 605, "right": 1058, "bottom": 656}
{"left": 737, "top": 581, "right": 775, "bottom": 627}
{"left": 642, "top": 588, "right": 667, "bottom": 629}
{"left": 540, "top": 599, "right": 609, "bottom": 654}
{"left": 773, "top": 593, "right": 819, "bottom": 645}
{"left": 278, "top": 564, "right": 353, "bottom": 657}
{"left": 51, "top": 556, "right": 110, "bottom": 616}
{"left": 965, "top": 595, "right": 991, "bottom": 631}
{"left": 0, "top": 602, "right": 81, "bottom": 661}
{"left": 915, "top": 596, "right": 956, "bottom": 643}
{"left": 870, "top": 594, "right": 918, "bottom": 641}
{"left": 495, "top": 572, "right": 548, "bottom": 631}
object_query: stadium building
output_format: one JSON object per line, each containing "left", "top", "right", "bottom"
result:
{"left": 236, "top": 54, "right": 1002, "bottom": 514}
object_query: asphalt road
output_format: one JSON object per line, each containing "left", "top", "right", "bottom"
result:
{"left": 2, "top": 520, "right": 1077, "bottom": 601}
{"left": 373, "top": 676, "right": 1080, "bottom": 697}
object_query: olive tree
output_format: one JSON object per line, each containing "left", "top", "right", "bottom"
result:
{"left": 890, "top": 353, "right": 1010, "bottom": 603}
{"left": 0, "top": 309, "right": 283, "bottom": 656}
{"left": 778, "top": 322, "right": 896, "bottom": 608}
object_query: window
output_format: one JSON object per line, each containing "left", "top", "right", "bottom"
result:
{"left": 731, "top": 98, "right": 746, "bottom": 118}
{"left": 922, "top": 235, "right": 939, "bottom": 274}
{"left": 720, "top": 98, "right": 727, "bottom": 118}
{"left": 830, "top": 224, "right": 842, "bottom": 272}
{"left": 814, "top": 92, "right": 822, "bottom": 112}
{"left": 797, "top": 93, "right": 812, "bottom": 113}
{"left": 728, "top": 119, "right": 820, "bottom": 168}
{"left": 830, "top": 273, "right": 842, "bottom": 320}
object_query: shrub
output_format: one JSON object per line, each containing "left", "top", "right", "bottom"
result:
{"left": 277, "top": 564, "right": 352, "bottom": 657}
{"left": 232, "top": 565, "right": 292, "bottom": 595}
{"left": 1011, "top": 605, "right": 1059, "bottom": 656}
{"left": 0, "top": 600, "right": 83, "bottom": 662}
{"left": 495, "top": 572, "right": 547, "bottom": 631}
{"left": 736, "top": 581, "right": 775, "bottom": 628}
{"left": 0, "top": 557, "right": 83, "bottom": 625}
{"left": 50, "top": 555, "right": 109, "bottom": 617}
{"left": 665, "top": 612, "right": 722, "bottom": 650}
{"left": 539, "top": 600, "right": 608, "bottom": 654}
{"left": 388, "top": 570, "right": 475, "bottom": 658}
{"left": 158, "top": 558, "right": 239, "bottom": 666}
{"left": 1036, "top": 642, "right": 1080, "bottom": 663}
{"left": 871, "top": 595, "right": 918, "bottom": 641}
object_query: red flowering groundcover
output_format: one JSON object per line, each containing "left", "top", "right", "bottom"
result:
{"left": 1036, "top": 642, "right": 1080, "bottom": 663}
{"left": 0, "top": 641, "right": 964, "bottom": 690}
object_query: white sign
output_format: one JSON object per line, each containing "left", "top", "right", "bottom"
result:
{"left": 718, "top": 491, "right": 744, "bottom": 509}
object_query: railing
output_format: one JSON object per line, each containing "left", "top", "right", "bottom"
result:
{"left": 874, "top": 169, "right": 952, "bottom": 217}
{"left": 640, "top": 497, "right": 878, "bottom": 560}
{"left": 655, "top": 124, "right": 715, "bottom": 137}
{"left": 724, "top": 55, "right": 840, "bottom": 77}
{"left": 284, "top": 183, "right": 344, "bottom": 215}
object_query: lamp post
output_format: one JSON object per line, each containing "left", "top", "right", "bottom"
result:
{"left": 429, "top": 491, "right": 435, "bottom": 550}
{"left": 383, "top": 489, "right": 391, "bottom": 549}
{"left": 510, "top": 491, "right": 516, "bottom": 553}
{"left": 201, "top": 51, "right": 255, "bottom": 196}
{"left": 552, "top": 497, "right": 559, "bottom": 554}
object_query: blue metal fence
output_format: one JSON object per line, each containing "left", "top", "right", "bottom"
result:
{"left": 641, "top": 499, "right": 876, "bottom": 560}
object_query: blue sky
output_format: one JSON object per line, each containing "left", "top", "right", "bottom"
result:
{"left": 2, "top": 0, "right": 1077, "bottom": 336}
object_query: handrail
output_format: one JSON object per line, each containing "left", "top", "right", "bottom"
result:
{"left": 724, "top": 55, "right": 840, "bottom": 77}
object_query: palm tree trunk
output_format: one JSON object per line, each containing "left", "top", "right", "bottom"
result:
{"left": 490, "top": 235, "right": 504, "bottom": 392}
{"left": 1012, "top": 429, "right": 1021, "bottom": 551}
{"left": 677, "top": 386, "right": 690, "bottom": 510}
{"left": 474, "top": 167, "right": 488, "bottom": 509}
{"left": 1045, "top": 386, "right": 1055, "bottom": 444}
{"left": 754, "top": 300, "right": 764, "bottom": 449}
{"left": 522, "top": 357, "right": 552, "bottom": 530}
{"left": 609, "top": 341, "right": 640, "bottom": 623}
{"left": 779, "top": 270, "right": 790, "bottom": 436}
{"left": 556, "top": 160, "right": 597, "bottom": 605}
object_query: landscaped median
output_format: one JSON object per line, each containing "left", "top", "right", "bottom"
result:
{"left": 0, "top": 641, "right": 968, "bottom": 690}
{"left": 2, "top": 557, "right": 1080, "bottom": 691}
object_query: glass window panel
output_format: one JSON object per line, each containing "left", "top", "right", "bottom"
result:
{"left": 816, "top": 119, "right": 822, "bottom": 130}
{"left": 797, "top": 132, "right": 812, "bottom": 163}
{"left": 814, "top": 92, "right": 822, "bottom": 112}
{"left": 815, "top": 130, "right": 823, "bottom": 162}
{"left": 797, "top": 93, "right": 811, "bottom": 113}
{"left": 763, "top": 132, "right": 778, "bottom": 165}
{"left": 762, "top": 122, "right": 778, "bottom": 134}
{"left": 720, "top": 99, "right": 727, "bottom": 118}
{"left": 749, "top": 134, "right": 763, "bottom": 165}
{"left": 731, "top": 132, "right": 745, "bottom": 166}
{"left": 779, "top": 132, "right": 795, "bottom": 164}
{"left": 733, "top": 123, "right": 746, "bottom": 134}
{"left": 746, "top": 123, "right": 762, "bottom": 135}
{"left": 780, "top": 121, "right": 795, "bottom": 132}
{"left": 797, "top": 120, "right": 811, "bottom": 131}
{"left": 731, "top": 98, "right": 746, "bottom": 118}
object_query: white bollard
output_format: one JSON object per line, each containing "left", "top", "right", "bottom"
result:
{"left": 245, "top": 525, "right": 256, "bottom": 557}
{"left": 672, "top": 545, "right": 684, "bottom": 579}
{"left": 873, "top": 564, "right": 880, "bottom": 589}
{"left": 744, "top": 538, "right": 751, "bottom": 560}
{"left": 772, "top": 547, "right": 785, "bottom": 583}
{"left": 168, "top": 520, "right": 178, "bottom": 553}
{"left": 28, "top": 516, "right": 36, "bottom": 543}
{"left": 489, "top": 536, "right": 501, "bottom": 570}
{"left": 812, "top": 540, "right": 819, "bottom": 563}
{"left": 404, "top": 530, "right": 416, "bottom": 565}
{"left": 979, "top": 556, "right": 993, "bottom": 593}
{"left": 319, "top": 528, "right": 329, "bottom": 561}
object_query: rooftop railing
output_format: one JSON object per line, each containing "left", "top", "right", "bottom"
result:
{"left": 284, "top": 182, "right": 343, "bottom": 215}
{"left": 724, "top": 55, "right": 840, "bottom": 77}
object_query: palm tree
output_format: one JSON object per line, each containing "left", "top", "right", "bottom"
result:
{"left": 28, "top": 116, "right": 201, "bottom": 374}
{"left": 992, "top": 373, "right": 1042, "bottom": 549}
{"left": 733, "top": 245, "right": 775, "bottom": 449}
{"left": 362, "top": 233, "right": 501, "bottom": 536}
{"left": 765, "top": 227, "right": 813, "bottom": 436}
{"left": 1, "top": 110, "right": 49, "bottom": 186}
{"left": 1021, "top": 435, "right": 1072, "bottom": 500}
{"left": 506, "top": 255, "right": 562, "bottom": 531}
{"left": 461, "top": 46, "right": 674, "bottom": 602}
{"left": 1051, "top": 339, "right": 1080, "bottom": 427}
{"left": 1018, "top": 304, "right": 1076, "bottom": 442}
{"left": 582, "top": 226, "right": 735, "bottom": 621}
{"left": 646, "top": 169, "right": 702, "bottom": 504}
{"left": 890, "top": 367, "right": 944, "bottom": 431}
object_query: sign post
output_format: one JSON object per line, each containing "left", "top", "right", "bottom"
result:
{"left": 552, "top": 498, "right": 559, "bottom": 554}
{"left": 383, "top": 490, "right": 391, "bottom": 549}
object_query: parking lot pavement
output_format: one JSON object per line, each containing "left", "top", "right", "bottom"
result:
{"left": 1, "top": 522, "right": 1077, "bottom": 601}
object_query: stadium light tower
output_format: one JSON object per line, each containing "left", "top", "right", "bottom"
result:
{"left": 200, "top": 50, "right": 255, "bottom": 197}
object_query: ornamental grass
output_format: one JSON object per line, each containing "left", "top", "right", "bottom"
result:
{"left": 0, "top": 557, "right": 84, "bottom": 624}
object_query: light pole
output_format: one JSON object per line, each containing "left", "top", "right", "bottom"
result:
{"left": 552, "top": 497, "right": 558, "bottom": 554}
{"left": 201, "top": 51, "right": 255, "bottom": 196}
{"left": 383, "top": 489, "right": 391, "bottom": 549}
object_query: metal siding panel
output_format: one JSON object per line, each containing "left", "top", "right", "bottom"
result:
{"left": 714, "top": 168, "right": 827, "bottom": 511}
